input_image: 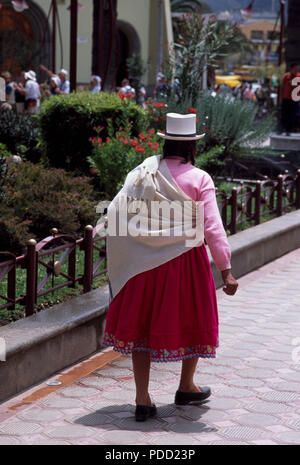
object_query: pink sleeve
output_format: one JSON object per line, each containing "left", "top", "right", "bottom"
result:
{"left": 199, "top": 173, "right": 232, "bottom": 272}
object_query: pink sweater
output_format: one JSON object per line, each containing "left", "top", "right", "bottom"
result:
{"left": 165, "top": 156, "right": 231, "bottom": 272}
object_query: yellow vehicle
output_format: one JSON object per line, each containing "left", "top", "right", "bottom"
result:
{"left": 215, "top": 75, "right": 242, "bottom": 88}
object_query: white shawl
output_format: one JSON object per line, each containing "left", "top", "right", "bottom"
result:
{"left": 106, "top": 154, "right": 205, "bottom": 300}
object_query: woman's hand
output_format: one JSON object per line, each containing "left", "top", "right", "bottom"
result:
{"left": 221, "top": 269, "right": 238, "bottom": 296}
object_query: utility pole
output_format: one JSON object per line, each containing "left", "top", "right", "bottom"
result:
{"left": 279, "top": 0, "right": 285, "bottom": 66}
{"left": 157, "top": 0, "right": 163, "bottom": 74}
{"left": 52, "top": 0, "right": 57, "bottom": 72}
{"left": 70, "top": 0, "right": 78, "bottom": 92}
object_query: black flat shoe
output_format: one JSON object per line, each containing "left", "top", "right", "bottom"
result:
{"left": 174, "top": 386, "right": 211, "bottom": 405}
{"left": 135, "top": 403, "right": 157, "bottom": 422}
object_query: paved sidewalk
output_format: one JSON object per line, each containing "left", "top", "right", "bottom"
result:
{"left": 1, "top": 248, "right": 300, "bottom": 445}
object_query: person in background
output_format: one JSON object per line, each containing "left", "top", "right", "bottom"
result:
{"left": 119, "top": 78, "right": 136, "bottom": 97}
{"left": 279, "top": 62, "right": 300, "bottom": 136}
{"left": 90, "top": 75, "right": 102, "bottom": 93}
{"left": 14, "top": 71, "right": 26, "bottom": 114}
{"left": 243, "top": 83, "right": 256, "bottom": 103}
{"left": 14, "top": 70, "right": 41, "bottom": 115}
{"left": 138, "top": 84, "right": 147, "bottom": 108}
{"left": 39, "top": 65, "right": 70, "bottom": 95}
{"left": 48, "top": 76, "right": 61, "bottom": 96}
{"left": 1, "top": 71, "right": 15, "bottom": 104}
{"left": 154, "top": 74, "right": 170, "bottom": 99}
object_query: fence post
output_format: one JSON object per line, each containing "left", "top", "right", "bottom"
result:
{"left": 231, "top": 188, "right": 237, "bottom": 235}
{"left": 277, "top": 174, "right": 283, "bottom": 217}
{"left": 83, "top": 225, "right": 94, "bottom": 293}
{"left": 296, "top": 169, "right": 300, "bottom": 209}
{"left": 255, "top": 181, "right": 261, "bottom": 225}
{"left": 26, "top": 239, "right": 37, "bottom": 317}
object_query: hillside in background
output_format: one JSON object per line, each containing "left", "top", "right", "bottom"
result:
{"left": 208, "top": 0, "right": 275, "bottom": 12}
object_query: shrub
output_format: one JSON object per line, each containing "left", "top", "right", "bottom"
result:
{"left": 0, "top": 161, "right": 99, "bottom": 254}
{"left": 165, "top": 91, "right": 275, "bottom": 175}
{"left": 195, "top": 91, "right": 275, "bottom": 161}
{"left": 39, "top": 91, "right": 147, "bottom": 172}
{"left": 88, "top": 123, "right": 162, "bottom": 199}
{"left": 0, "top": 109, "right": 41, "bottom": 163}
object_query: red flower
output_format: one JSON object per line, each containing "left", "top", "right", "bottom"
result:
{"left": 187, "top": 107, "right": 197, "bottom": 114}
{"left": 203, "top": 126, "right": 208, "bottom": 131}
{"left": 154, "top": 102, "right": 165, "bottom": 109}
{"left": 130, "top": 139, "right": 138, "bottom": 147}
{"left": 136, "top": 145, "right": 145, "bottom": 153}
{"left": 106, "top": 137, "right": 111, "bottom": 143}
{"left": 154, "top": 117, "right": 160, "bottom": 122}
{"left": 148, "top": 128, "right": 155, "bottom": 135}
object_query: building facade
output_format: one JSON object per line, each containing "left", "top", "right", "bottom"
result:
{"left": 0, "top": 0, "right": 173, "bottom": 87}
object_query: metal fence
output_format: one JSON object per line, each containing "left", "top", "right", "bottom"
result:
{"left": 1, "top": 169, "right": 300, "bottom": 318}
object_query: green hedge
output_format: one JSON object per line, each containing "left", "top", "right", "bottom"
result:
{"left": 0, "top": 110, "right": 41, "bottom": 163}
{"left": 39, "top": 91, "right": 147, "bottom": 172}
{"left": 0, "top": 161, "right": 98, "bottom": 255}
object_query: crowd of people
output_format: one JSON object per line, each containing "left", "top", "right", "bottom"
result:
{"left": 0, "top": 66, "right": 102, "bottom": 114}
{"left": 2, "top": 64, "right": 299, "bottom": 134}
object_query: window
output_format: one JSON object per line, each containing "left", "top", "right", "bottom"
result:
{"left": 251, "top": 30, "right": 264, "bottom": 40}
{"left": 267, "top": 30, "right": 280, "bottom": 40}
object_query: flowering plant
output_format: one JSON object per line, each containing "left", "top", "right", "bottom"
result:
{"left": 145, "top": 99, "right": 167, "bottom": 130}
{"left": 88, "top": 120, "right": 162, "bottom": 199}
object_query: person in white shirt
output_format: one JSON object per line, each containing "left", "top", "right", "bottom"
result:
{"left": 40, "top": 65, "right": 70, "bottom": 95}
{"left": 120, "top": 78, "right": 136, "bottom": 96}
{"left": 90, "top": 75, "right": 102, "bottom": 93}
{"left": 14, "top": 70, "right": 41, "bottom": 114}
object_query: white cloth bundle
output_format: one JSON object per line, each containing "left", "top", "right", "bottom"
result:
{"left": 106, "top": 155, "right": 205, "bottom": 299}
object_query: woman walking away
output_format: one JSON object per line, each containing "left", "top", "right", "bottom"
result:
{"left": 102, "top": 113, "right": 238, "bottom": 422}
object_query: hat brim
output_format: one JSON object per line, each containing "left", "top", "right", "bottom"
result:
{"left": 157, "top": 132, "right": 205, "bottom": 141}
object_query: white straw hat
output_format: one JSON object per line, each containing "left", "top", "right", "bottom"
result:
{"left": 59, "top": 69, "right": 69, "bottom": 77}
{"left": 24, "top": 70, "right": 37, "bottom": 82}
{"left": 157, "top": 113, "right": 205, "bottom": 141}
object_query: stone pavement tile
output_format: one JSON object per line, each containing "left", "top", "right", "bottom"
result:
{"left": 68, "top": 411, "right": 114, "bottom": 427}
{"left": 284, "top": 418, "right": 300, "bottom": 430}
{"left": 59, "top": 386, "right": 101, "bottom": 398}
{"left": 209, "top": 439, "right": 249, "bottom": 445}
{"left": 95, "top": 366, "right": 133, "bottom": 377}
{"left": 228, "top": 377, "right": 265, "bottom": 388}
{"left": 0, "top": 421, "right": 43, "bottom": 436}
{"left": 235, "top": 412, "right": 280, "bottom": 426}
{"left": 244, "top": 401, "right": 293, "bottom": 415}
{"left": 0, "top": 437, "right": 21, "bottom": 445}
{"left": 257, "top": 390, "right": 300, "bottom": 402}
{"left": 272, "top": 431, "right": 300, "bottom": 444}
{"left": 46, "top": 424, "right": 96, "bottom": 439}
{"left": 250, "top": 439, "right": 279, "bottom": 445}
{"left": 148, "top": 432, "right": 199, "bottom": 445}
{"left": 18, "top": 408, "right": 64, "bottom": 423}
{"left": 166, "top": 418, "right": 217, "bottom": 435}
{"left": 95, "top": 429, "right": 154, "bottom": 445}
{"left": 24, "top": 438, "right": 72, "bottom": 445}
{"left": 39, "top": 396, "right": 86, "bottom": 409}
{"left": 79, "top": 376, "right": 118, "bottom": 388}
{"left": 221, "top": 425, "right": 272, "bottom": 441}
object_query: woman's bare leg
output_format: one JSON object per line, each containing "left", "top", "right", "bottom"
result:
{"left": 132, "top": 351, "right": 152, "bottom": 406}
{"left": 178, "top": 357, "right": 201, "bottom": 392}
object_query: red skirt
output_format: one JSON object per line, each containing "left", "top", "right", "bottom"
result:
{"left": 102, "top": 243, "right": 219, "bottom": 362}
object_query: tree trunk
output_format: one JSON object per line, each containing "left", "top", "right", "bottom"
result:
{"left": 92, "top": 0, "right": 119, "bottom": 91}
{"left": 286, "top": 0, "right": 300, "bottom": 69}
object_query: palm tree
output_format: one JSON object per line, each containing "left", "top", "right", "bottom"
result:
{"left": 286, "top": 0, "right": 300, "bottom": 69}
{"left": 170, "top": 0, "right": 211, "bottom": 13}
